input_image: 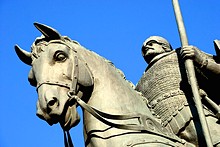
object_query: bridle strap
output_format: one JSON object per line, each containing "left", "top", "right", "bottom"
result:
{"left": 36, "top": 81, "right": 71, "bottom": 90}
{"left": 63, "top": 54, "right": 78, "bottom": 147}
{"left": 69, "top": 55, "right": 79, "bottom": 95}
{"left": 63, "top": 130, "right": 74, "bottom": 147}
{"left": 68, "top": 93, "right": 185, "bottom": 144}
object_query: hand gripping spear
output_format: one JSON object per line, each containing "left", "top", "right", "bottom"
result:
{"left": 172, "top": 0, "right": 213, "bottom": 146}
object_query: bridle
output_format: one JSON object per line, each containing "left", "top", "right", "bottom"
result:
{"left": 34, "top": 41, "right": 81, "bottom": 147}
{"left": 35, "top": 41, "right": 186, "bottom": 146}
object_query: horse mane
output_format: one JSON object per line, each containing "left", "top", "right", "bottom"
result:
{"left": 72, "top": 40, "right": 137, "bottom": 90}
{"left": 68, "top": 38, "right": 148, "bottom": 105}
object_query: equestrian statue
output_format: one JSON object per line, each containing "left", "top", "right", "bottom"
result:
{"left": 15, "top": 23, "right": 194, "bottom": 147}
{"left": 14, "top": 1, "right": 220, "bottom": 146}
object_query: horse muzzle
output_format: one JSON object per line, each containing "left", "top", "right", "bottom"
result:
{"left": 36, "top": 84, "right": 80, "bottom": 130}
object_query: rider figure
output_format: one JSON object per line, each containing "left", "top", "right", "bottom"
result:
{"left": 136, "top": 36, "right": 220, "bottom": 146}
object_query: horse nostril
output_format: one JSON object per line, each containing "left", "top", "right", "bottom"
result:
{"left": 48, "top": 98, "right": 56, "bottom": 106}
{"left": 47, "top": 97, "right": 59, "bottom": 110}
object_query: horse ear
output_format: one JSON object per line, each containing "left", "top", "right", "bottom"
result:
{"left": 34, "top": 22, "right": 62, "bottom": 40}
{"left": 78, "top": 59, "right": 94, "bottom": 87}
{"left": 15, "top": 45, "right": 32, "bottom": 66}
{"left": 214, "top": 39, "right": 220, "bottom": 57}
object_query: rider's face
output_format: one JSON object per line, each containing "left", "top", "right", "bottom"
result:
{"left": 142, "top": 40, "right": 165, "bottom": 58}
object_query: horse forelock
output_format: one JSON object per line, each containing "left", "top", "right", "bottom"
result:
{"left": 30, "top": 36, "right": 80, "bottom": 61}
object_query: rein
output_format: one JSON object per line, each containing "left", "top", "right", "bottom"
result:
{"left": 67, "top": 93, "right": 185, "bottom": 144}
{"left": 63, "top": 130, "right": 73, "bottom": 147}
{"left": 65, "top": 51, "right": 184, "bottom": 143}
{"left": 63, "top": 52, "right": 79, "bottom": 147}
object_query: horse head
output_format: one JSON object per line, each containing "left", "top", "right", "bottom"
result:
{"left": 15, "top": 23, "right": 94, "bottom": 131}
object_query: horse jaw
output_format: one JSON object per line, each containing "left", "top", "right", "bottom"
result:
{"left": 37, "top": 101, "right": 80, "bottom": 130}
{"left": 60, "top": 103, "right": 80, "bottom": 131}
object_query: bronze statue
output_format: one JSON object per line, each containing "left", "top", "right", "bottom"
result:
{"left": 135, "top": 35, "right": 220, "bottom": 146}
{"left": 15, "top": 23, "right": 194, "bottom": 147}
{"left": 14, "top": 2, "right": 220, "bottom": 146}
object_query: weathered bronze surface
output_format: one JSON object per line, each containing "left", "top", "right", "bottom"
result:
{"left": 136, "top": 36, "right": 220, "bottom": 146}
{"left": 15, "top": 23, "right": 197, "bottom": 146}
{"left": 14, "top": 2, "right": 220, "bottom": 146}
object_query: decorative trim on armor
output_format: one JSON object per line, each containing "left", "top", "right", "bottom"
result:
{"left": 148, "top": 90, "right": 189, "bottom": 128}
{"left": 148, "top": 89, "right": 185, "bottom": 108}
{"left": 164, "top": 106, "right": 193, "bottom": 134}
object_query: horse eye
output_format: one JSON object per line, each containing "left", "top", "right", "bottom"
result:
{"left": 54, "top": 51, "right": 67, "bottom": 62}
{"left": 148, "top": 42, "right": 153, "bottom": 46}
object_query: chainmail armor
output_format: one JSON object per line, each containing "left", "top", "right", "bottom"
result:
{"left": 136, "top": 50, "right": 192, "bottom": 132}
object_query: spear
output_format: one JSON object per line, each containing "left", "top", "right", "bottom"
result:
{"left": 172, "top": 0, "right": 213, "bottom": 146}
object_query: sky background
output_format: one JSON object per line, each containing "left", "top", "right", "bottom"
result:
{"left": 1, "top": 1, "right": 220, "bottom": 147}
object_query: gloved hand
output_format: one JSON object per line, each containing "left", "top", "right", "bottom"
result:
{"left": 181, "top": 45, "right": 207, "bottom": 68}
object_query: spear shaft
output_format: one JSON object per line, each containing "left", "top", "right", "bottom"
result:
{"left": 172, "top": 0, "right": 213, "bottom": 146}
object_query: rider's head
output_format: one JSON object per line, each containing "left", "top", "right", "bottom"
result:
{"left": 141, "top": 36, "right": 172, "bottom": 63}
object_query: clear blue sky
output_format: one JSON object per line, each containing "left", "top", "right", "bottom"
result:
{"left": 1, "top": 1, "right": 220, "bottom": 147}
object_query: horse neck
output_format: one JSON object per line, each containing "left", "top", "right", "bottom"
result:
{"left": 76, "top": 46, "right": 157, "bottom": 146}
{"left": 78, "top": 47, "right": 150, "bottom": 115}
